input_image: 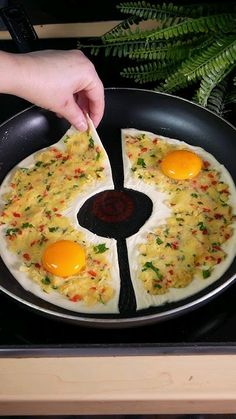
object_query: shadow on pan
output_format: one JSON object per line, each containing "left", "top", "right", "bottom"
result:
{"left": 0, "top": 88, "right": 235, "bottom": 329}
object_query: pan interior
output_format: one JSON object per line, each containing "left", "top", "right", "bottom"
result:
{"left": 0, "top": 88, "right": 235, "bottom": 327}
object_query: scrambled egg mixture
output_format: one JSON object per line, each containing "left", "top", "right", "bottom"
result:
{"left": 0, "top": 131, "right": 114, "bottom": 306}
{"left": 125, "top": 132, "right": 235, "bottom": 295}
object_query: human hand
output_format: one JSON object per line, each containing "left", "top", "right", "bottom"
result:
{"left": 5, "top": 50, "right": 104, "bottom": 131}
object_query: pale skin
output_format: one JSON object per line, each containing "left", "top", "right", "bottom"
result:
{"left": 0, "top": 49, "right": 104, "bottom": 131}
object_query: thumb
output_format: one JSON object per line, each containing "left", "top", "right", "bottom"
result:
{"left": 60, "top": 97, "right": 88, "bottom": 131}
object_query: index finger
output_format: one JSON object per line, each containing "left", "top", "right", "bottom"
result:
{"left": 83, "top": 77, "right": 105, "bottom": 128}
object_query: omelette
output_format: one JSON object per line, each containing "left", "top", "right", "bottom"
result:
{"left": 0, "top": 119, "right": 235, "bottom": 314}
{"left": 122, "top": 128, "right": 236, "bottom": 310}
{"left": 0, "top": 118, "right": 120, "bottom": 314}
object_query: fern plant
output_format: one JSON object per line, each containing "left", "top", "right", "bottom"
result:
{"left": 79, "top": 1, "right": 236, "bottom": 115}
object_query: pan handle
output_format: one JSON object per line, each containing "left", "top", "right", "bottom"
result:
{"left": 0, "top": 4, "right": 39, "bottom": 52}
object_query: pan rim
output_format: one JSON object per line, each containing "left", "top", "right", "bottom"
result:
{"left": 0, "top": 88, "right": 235, "bottom": 327}
{"left": 0, "top": 88, "right": 235, "bottom": 132}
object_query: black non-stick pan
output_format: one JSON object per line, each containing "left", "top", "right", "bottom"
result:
{"left": 0, "top": 88, "right": 235, "bottom": 328}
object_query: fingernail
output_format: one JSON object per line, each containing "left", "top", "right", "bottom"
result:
{"left": 76, "top": 120, "right": 87, "bottom": 132}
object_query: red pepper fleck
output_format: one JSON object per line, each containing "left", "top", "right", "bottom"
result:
{"left": 205, "top": 256, "right": 209, "bottom": 260}
{"left": 56, "top": 153, "right": 62, "bottom": 159}
{"left": 62, "top": 155, "right": 69, "bottom": 161}
{"left": 214, "top": 213, "right": 223, "bottom": 219}
{"left": 225, "top": 233, "right": 231, "bottom": 240}
{"left": 13, "top": 212, "right": 21, "bottom": 218}
{"left": 200, "top": 185, "right": 208, "bottom": 191}
{"left": 74, "top": 175, "right": 78, "bottom": 179}
{"left": 221, "top": 188, "right": 229, "bottom": 194}
{"left": 202, "top": 228, "right": 208, "bottom": 235}
{"left": 203, "top": 208, "right": 211, "bottom": 213}
{"left": 211, "top": 180, "right": 217, "bottom": 185}
{"left": 23, "top": 253, "right": 31, "bottom": 261}
{"left": 88, "top": 270, "right": 97, "bottom": 277}
{"left": 75, "top": 168, "right": 83, "bottom": 174}
{"left": 217, "top": 258, "right": 222, "bottom": 264}
{"left": 141, "top": 147, "right": 148, "bottom": 152}
{"left": 70, "top": 294, "right": 82, "bottom": 302}
{"left": 30, "top": 240, "right": 36, "bottom": 247}
{"left": 39, "top": 225, "right": 45, "bottom": 232}
{"left": 90, "top": 286, "right": 97, "bottom": 291}
{"left": 208, "top": 173, "right": 214, "bottom": 178}
{"left": 168, "top": 270, "right": 174, "bottom": 275}
{"left": 203, "top": 161, "right": 210, "bottom": 168}
{"left": 53, "top": 208, "right": 58, "bottom": 212}
{"left": 213, "top": 245, "right": 221, "bottom": 251}
{"left": 35, "top": 263, "right": 41, "bottom": 269}
{"left": 128, "top": 152, "right": 132, "bottom": 158}
{"left": 55, "top": 213, "right": 62, "bottom": 217}
{"left": 96, "top": 146, "right": 100, "bottom": 153}
{"left": 171, "top": 242, "right": 179, "bottom": 250}
{"left": 192, "top": 230, "right": 197, "bottom": 235}
{"left": 152, "top": 139, "right": 158, "bottom": 144}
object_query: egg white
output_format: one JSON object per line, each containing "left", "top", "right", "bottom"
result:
{"left": 122, "top": 128, "right": 236, "bottom": 310}
{"left": 0, "top": 117, "right": 120, "bottom": 314}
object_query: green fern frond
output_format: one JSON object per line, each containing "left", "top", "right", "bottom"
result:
{"left": 102, "top": 16, "right": 188, "bottom": 43}
{"left": 102, "top": 16, "right": 141, "bottom": 42}
{"left": 225, "top": 85, "right": 236, "bottom": 106}
{"left": 129, "top": 34, "right": 211, "bottom": 60}
{"left": 205, "top": 78, "right": 230, "bottom": 115}
{"left": 160, "top": 35, "right": 236, "bottom": 93}
{"left": 117, "top": 2, "right": 194, "bottom": 20}
{"left": 196, "top": 62, "right": 236, "bottom": 107}
{"left": 117, "top": 2, "right": 236, "bottom": 20}
{"left": 121, "top": 62, "right": 174, "bottom": 83}
{"left": 181, "top": 35, "right": 236, "bottom": 82}
{"left": 147, "top": 13, "right": 236, "bottom": 41}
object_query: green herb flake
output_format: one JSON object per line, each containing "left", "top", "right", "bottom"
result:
{"left": 96, "top": 151, "right": 101, "bottom": 161}
{"left": 142, "top": 261, "right": 163, "bottom": 280}
{"left": 24, "top": 206, "right": 31, "bottom": 212}
{"left": 197, "top": 221, "right": 206, "bottom": 231}
{"left": 93, "top": 243, "right": 109, "bottom": 254}
{"left": 41, "top": 276, "right": 51, "bottom": 285}
{"left": 137, "top": 158, "right": 146, "bottom": 168}
{"left": 191, "top": 193, "right": 198, "bottom": 198}
{"left": 89, "top": 137, "right": 94, "bottom": 148}
{"left": 22, "top": 223, "right": 33, "bottom": 229}
{"left": 6, "top": 228, "right": 20, "bottom": 236}
{"left": 156, "top": 237, "right": 163, "bottom": 245}
{"left": 48, "top": 227, "right": 59, "bottom": 232}
{"left": 202, "top": 269, "right": 211, "bottom": 279}
{"left": 35, "top": 161, "right": 43, "bottom": 167}
{"left": 63, "top": 135, "right": 69, "bottom": 143}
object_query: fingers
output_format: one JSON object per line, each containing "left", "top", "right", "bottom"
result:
{"left": 60, "top": 97, "right": 88, "bottom": 131}
{"left": 83, "top": 79, "right": 105, "bottom": 128}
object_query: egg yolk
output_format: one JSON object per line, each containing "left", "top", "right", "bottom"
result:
{"left": 160, "top": 149, "right": 202, "bottom": 180}
{"left": 42, "top": 240, "right": 86, "bottom": 278}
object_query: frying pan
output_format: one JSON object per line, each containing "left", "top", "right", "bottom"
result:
{"left": 0, "top": 88, "right": 235, "bottom": 328}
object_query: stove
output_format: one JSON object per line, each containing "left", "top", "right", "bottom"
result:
{"left": 0, "top": 93, "right": 235, "bottom": 357}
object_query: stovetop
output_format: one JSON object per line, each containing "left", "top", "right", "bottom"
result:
{"left": 0, "top": 94, "right": 235, "bottom": 356}
{"left": 1, "top": 280, "right": 236, "bottom": 355}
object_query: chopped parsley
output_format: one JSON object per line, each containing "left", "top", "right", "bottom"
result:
{"left": 22, "top": 223, "right": 33, "bottom": 229}
{"left": 48, "top": 227, "right": 59, "bottom": 232}
{"left": 202, "top": 269, "right": 211, "bottom": 279}
{"left": 41, "top": 276, "right": 51, "bottom": 285}
{"left": 142, "top": 261, "right": 163, "bottom": 280}
{"left": 137, "top": 158, "right": 146, "bottom": 168}
{"left": 88, "top": 137, "right": 94, "bottom": 148}
{"left": 156, "top": 237, "right": 163, "bottom": 245}
{"left": 6, "top": 228, "right": 20, "bottom": 236}
{"left": 93, "top": 243, "right": 109, "bottom": 254}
